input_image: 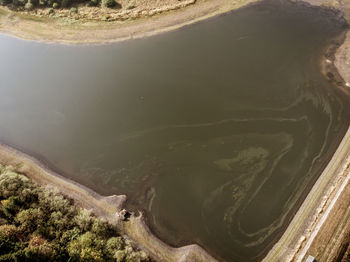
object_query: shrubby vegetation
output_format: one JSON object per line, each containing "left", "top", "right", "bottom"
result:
{"left": 0, "top": 0, "right": 118, "bottom": 10}
{"left": 0, "top": 165, "right": 149, "bottom": 262}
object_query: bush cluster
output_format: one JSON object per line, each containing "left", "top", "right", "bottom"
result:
{"left": 0, "top": 165, "right": 149, "bottom": 262}
{"left": 0, "top": 0, "right": 118, "bottom": 10}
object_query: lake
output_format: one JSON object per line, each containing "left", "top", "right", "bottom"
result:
{"left": 0, "top": 0, "right": 349, "bottom": 260}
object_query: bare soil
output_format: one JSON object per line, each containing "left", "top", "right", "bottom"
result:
{"left": 0, "top": 0, "right": 261, "bottom": 44}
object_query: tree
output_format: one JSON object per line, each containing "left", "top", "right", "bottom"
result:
{"left": 73, "top": 209, "right": 93, "bottom": 232}
{"left": 0, "top": 224, "right": 18, "bottom": 241}
{"left": 25, "top": 235, "right": 57, "bottom": 261}
{"left": 106, "top": 236, "right": 124, "bottom": 254}
{"left": 2, "top": 196, "right": 21, "bottom": 219}
{"left": 0, "top": 168, "right": 149, "bottom": 262}
{"left": 67, "top": 232, "right": 104, "bottom": 261}
{"left": 91, "top": 218, "right": 111, "bottom": 237}
{"left": 15, "top": 208, "right": 45, "bottom": 233}
{"left": 0, "top": 171, "right": 35, "bottom": 200}
{"left": 25, "top": 1, "right": 33, "bottom": 9}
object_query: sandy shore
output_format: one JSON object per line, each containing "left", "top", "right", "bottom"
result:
{"left": 0, "top": 0, "right": 261, "bottom": 44}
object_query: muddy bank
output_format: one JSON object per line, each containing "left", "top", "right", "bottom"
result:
{"left": 0, "top": 142, "right": 217, "bottom": 262}
{"left": 335, "top": 30, "right": 350, "bottom": 85}
{"left": 0, "top": 0, "right": 261, "bottom": 44}
{"left": 296, "top": 1, "right": 350, "bottom": 85}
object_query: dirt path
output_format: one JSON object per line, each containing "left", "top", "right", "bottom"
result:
{"left": 263, "top": 1, "right": 350, "bottom": 261}
{"left": 262, "top": 126, "right": 350, "bottom": 262}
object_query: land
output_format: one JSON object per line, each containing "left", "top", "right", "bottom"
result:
{"left": 0, "top": 0, "right": 261, "bottom": 44}
{"left": 0, "top": 167, "right": 150, "bottom": 261}
{"left": 263, "top": 1, "right": 350, "bottom": 262}
{"left": 0, "top": 143, "right": 217, "bottom": 262}
{"left": 0, "top": 0, "right": 350, "bottom": 262}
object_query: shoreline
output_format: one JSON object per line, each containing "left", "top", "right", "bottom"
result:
{"left": 263, "top": 1, "right": 350, "bottom": 261}
{"left": 0, "top": 0, "right": 262, "bottom": 45}
{"left": 0, "top": 142, "right": 218, "bottom": 262}
{"left": 0, "top": 0, "right": 349, "bottom": 261}
{"left": 262, "top": 126, "right": 350, "bottom": 262}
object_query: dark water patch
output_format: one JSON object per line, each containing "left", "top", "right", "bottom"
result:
{"left": 0, "top": 0, "right": 350, "bottom": 261}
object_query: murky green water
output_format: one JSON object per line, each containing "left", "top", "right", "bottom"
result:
{"left": 0, "top": 1, "right": 349, "bottom": 261}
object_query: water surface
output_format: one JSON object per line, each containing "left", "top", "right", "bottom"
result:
{"left": 0, "top": 1, "right": 349, "bottom": 261}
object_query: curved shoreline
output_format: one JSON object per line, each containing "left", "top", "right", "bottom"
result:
{"left": 0, "top": 142, "right": 218, "bottom": 262}
{"left": 0, "top": 1, "right": 349, "bottom": 262}
{"left": 0, "top": 0, "right": 261, "bottom": 45}
{"left": 263, "top": 1, "right": 350, "bottom": 261}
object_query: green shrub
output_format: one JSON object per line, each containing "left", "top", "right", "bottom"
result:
{"left": 0, "top": 0, "right": 120, "bottom": 11}
{"left": 70, "top": 6, "right": 78, "bottom": 13}
{"left": 91, "top": 218, "right": 111, "bottom": 237}
{"left": 106, "top": 236, "right": 124, "bottom": 253}
{"left": 0, "top": 225, "right": 18, "bottom": 240}
{"left": 0, "top": 168, "right": 149, "bottom": 262}
{"left": 0, "top": 225, "right": 23, "bottom": 257}
{"left": 67, "top": 232, "right": 105, "bottom": 261}
{"left": 24, "top": 1, "right": 33, "bottom": 9}
{"left": 15, "top": 208, "right": 45, "bottom": 233}
{"left": 24, "top": 235, "right": 57, "bottom": 260}
{"left": 102, "top": 0, "right": 115, "bottom": 8}
{"left": 0, "top": 0, "right": 11, "bottom": 5}
{"left": 0, "top": 171, "right": 35, "bottom": 200}
{"left": 38, "top": 187, "right": 73, "bottom": 215}
{"left": 88, "top": 0, "right": 97, "bottom": 6}
{"left": 60, "top": 227, "right": 80, "bottom": 245}
{"left": 73, "top": 209, "right": 93, "bottom": 232}
{"left": 2, "top": 196, "right": 21, "bottom": 219}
